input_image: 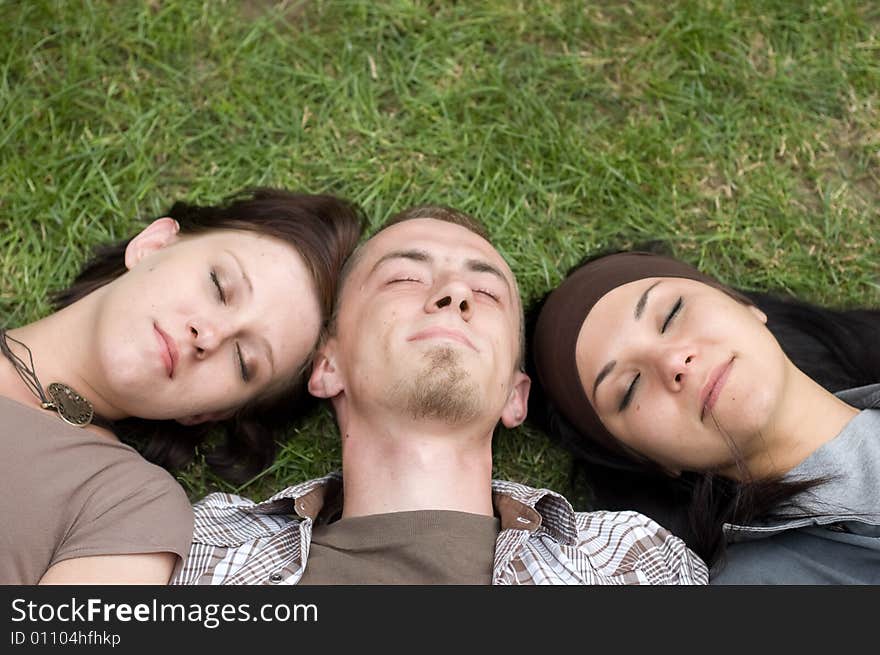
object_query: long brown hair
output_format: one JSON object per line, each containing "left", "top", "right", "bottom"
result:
{"left": 54, "top": 187, "right": 364, "bottom": 484}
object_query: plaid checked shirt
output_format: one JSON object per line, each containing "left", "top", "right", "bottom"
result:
{"left": 173, "top": 473, "right": 708, "bottom": 585}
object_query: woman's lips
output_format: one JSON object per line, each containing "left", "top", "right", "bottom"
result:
{"left": 701, "top": 357, "right": 734, "bottom": 421}
{"left": 154, "top": 323, "right": 179, "bottom": 378}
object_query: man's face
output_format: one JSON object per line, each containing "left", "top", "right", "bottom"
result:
{"left": 310, "top": 218, "right": 529, "bottom": 429}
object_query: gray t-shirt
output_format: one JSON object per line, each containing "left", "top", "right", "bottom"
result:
{"left": 784, "top": 406, "right": 880, "bottom": 520}
{"left": 0, "top": 397, "right": 193, "bottom": 584}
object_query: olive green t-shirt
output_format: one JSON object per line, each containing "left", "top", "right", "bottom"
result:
{"left": 0, "top": 397, "right": 193, "bottom": 584}
{"left": 299, "top": 510, "right": 500, "bottom": 584}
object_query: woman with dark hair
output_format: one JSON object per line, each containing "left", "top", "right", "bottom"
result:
{"left": 528, "top": 251, "right": 880, "bottom": 583}
{"left": 1, "top": 188, "right": 363, "bottom": 584}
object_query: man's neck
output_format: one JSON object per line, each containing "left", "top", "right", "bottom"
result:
{"left": 339, "top": 412, "right": 495, "bottom": 519}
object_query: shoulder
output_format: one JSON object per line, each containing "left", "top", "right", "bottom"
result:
{"left": 574, "top": 507, "right": 675, "bottom": 542}
{"left": 51, "top": 456, "right": 193, "bottom": 567}
{"left": 713, "top": 526, "right": 880, "bottom": 584}
{"left": 190, "top": 475, "right": 332, "bottom": 546}
{"left": 94, "top": 447, "right": 191, "bottom": 516}
{"left": 176, "top": 493, "right": 303, "bottom": 585}
{"left": 835, "top": 383, "right": 880, "bottom": 409}
{"left": 570, "top": 509, "right": 709, "bottom": 584}
{"left": 191, "top": 492, "right": 280, "bottom": 545}
{"left": 490, "top": 479, "right": 708, "bottom": 584}
{"left": 176, "top": 476, "right": 340, "bottom": 584}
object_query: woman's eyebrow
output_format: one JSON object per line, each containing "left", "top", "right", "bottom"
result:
{"left": 592, "top": 359, "right": 617, "bottom": 400}
{"left": 224, "top": 249, "right": 253, "bottom": 294}
{"left": 258, "top": 334, "right": 275, "bottom": 376}
{"left": 593, "top": 281, "right": 665, "bottom": 399}
{"left": 222, "top": 249, "right": 272, "bottom": 373}
{"left": 634, "top": 281, "right": 663, "bottom": 319}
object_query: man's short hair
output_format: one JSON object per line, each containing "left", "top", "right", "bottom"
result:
{"left": 382, "top": 205, "right": 491, "bottom": 240}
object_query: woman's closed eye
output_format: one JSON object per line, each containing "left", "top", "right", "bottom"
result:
{"left": 619, "top": 372, "right": 640, "bottom": 412}
{"left": 235, "top": 342, "right": 251, "bottom": 382}
{"left": 210, "top": 269, "right": 227, "bottom": 304}
{"left": 661, "top": 296, "right": 683, "bottom": 333}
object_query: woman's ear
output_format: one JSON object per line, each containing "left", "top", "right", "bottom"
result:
{"left": 124, "top": 217, "right": 181, "bottom": 270}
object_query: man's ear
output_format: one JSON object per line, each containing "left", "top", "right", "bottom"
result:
{"left": 124, "top": 217, "right": 181, "bottom": 270}
{"left": 748, "top": 304, "right": 768, "bottom": 325}
{"left": 500, "top": 371, "right": 531, "bottom": 428}
{"left": 308, "top": 341, "right": 344, "bottom": 399}
{"left": 176, "top": 408, "right": 235, "bottom": 426}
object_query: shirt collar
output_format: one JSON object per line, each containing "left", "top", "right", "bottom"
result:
{"left": 241, "top": 472, "right": 578, "bottom": 546}
{"left": 491, "top": 479, "right": 579, "bottom": 545}
{"left": 247, "top": 472, "right": 342, "bottom": 521}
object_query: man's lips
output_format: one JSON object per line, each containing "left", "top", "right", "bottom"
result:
{"left": 700, "top": 357, "right": 734, "bottom": 421}
{"left": 154, "top": 323, "right": 179, "bottom": 378}
{"left": 407, "top": 327, "right": 477, "bottom": 351}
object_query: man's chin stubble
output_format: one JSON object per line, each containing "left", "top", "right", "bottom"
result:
{"left": 391, "top": 346, "right": 481, "bottom": 424}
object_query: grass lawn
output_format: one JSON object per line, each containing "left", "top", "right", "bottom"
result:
{"left": 2, "top": 0, "right": 878, "bottom": 503}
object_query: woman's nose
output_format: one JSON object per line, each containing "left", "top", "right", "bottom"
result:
{"left": 187, "top": 319, "right": 226, "bottom": 358}
{"left": 658, "top": 347, "right": 695, "bottom": 390}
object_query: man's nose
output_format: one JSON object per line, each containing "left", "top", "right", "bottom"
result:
{"left": 426, "top": 278, "right": 474, "bottom": 320}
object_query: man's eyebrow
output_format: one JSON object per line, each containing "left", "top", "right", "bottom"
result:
{"left": 466, "top": 259, "right": 512, "bottom": 293}
{"left": 592, "top": 359, "right": 617, "bottom": 400}
{"left": 368, "top": 249, "right": 432, "bottom": 276}
{"left": 225, "top": 249, "right": 253, "bottom": 295}
{"left": 634, "top": 281, "right": 662, "bottom": 320}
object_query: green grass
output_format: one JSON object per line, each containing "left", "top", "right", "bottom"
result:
{"left": 2, "top": 0, "right": 878, "bottom": 503}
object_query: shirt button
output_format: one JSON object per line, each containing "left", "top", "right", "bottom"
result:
{"left": 269, "top": 572, "right": 284, "bottom": 583}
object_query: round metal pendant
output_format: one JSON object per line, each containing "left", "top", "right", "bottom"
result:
{"left": 46, "top": 382, "right": 94, "bottom": 427}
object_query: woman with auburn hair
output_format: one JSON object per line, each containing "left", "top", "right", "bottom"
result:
{"left": 528, "top": 251, "right": 880, "bottom": 583}
{"left": 1, "top": 188, "right": 363, "bottom": 584}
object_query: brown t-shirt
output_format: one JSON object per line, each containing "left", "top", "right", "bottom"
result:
{"left": 0, "top": 397, "right": 193, "bottom": 584}
{"left": 298, "top": 510, "right": 500, "bottom": 584}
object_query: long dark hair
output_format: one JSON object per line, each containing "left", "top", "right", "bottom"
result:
{"left": 526, "top": 251, "right": 880, "bottom": 565}
{"left": 53, "top": 187, "right": 364, "bottom": 484}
